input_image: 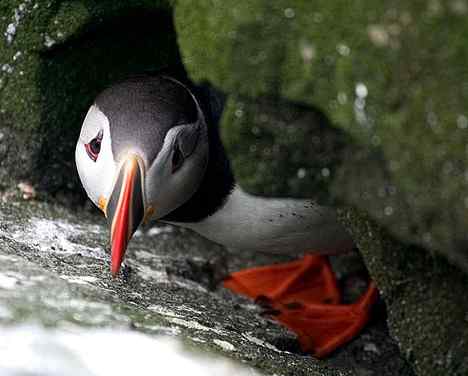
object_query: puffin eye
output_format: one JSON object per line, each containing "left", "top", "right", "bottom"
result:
{"left": 85, "top": 130, "right": 103, "bottom": 162}
{"left": 171, "top": 142, "right": 184, "bottom": 173}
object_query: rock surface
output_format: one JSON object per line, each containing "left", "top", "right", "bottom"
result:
{"left": 339, "top": 208, "right": 468, "bottom": 376}
{"left": 213, "top": 95, "right": 468, "bottom": 375}
{"left": 0, "top": 0, "right": 180, "bottom": 195}
{"left": 0, "top": 199, "right": 412, "bottom": 376}
{"left": 0, "top": 327, "right": 263, "bottom": 376}
{"left": 174, "top": 2, "right": 468, "bottom": 374}
{"left": 175, "top": 0, "right": 468, "bottom": 273}
{"left": 1, "top": 1, "right": 466, "bottom": 375}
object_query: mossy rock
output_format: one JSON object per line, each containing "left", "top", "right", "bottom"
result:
{"left": 175, "top": 0, "right": 468, "bottom": 273}
{"left": 220, "top": 95, "right": 391, "bottom": 207}
{"left": 218, "top": 96, "right": 468, "bottom": 375}
{"left": 0, "top": 0, "right": 181, "bottom": 196}
{"left": 339, "top": 208, "right": 468, "bottom": 376}
{"left": 220, "top": 96, "right": 348, "bottom": 202}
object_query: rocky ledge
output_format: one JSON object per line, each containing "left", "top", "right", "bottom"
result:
{"left": 0, "top": 199, "right": 411, "bottom": 376}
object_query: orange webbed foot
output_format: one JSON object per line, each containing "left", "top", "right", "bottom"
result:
{"left": 223, "top": 255, "right": 378, "bottom": 358}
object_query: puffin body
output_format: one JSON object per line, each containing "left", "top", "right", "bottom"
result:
{"left": 75, "top": 75, "right": 377, "bottom": 358}
{"left": 172, "top": 187, "right": 353, "bottom": 256}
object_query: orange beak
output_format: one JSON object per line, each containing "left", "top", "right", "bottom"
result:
{"left": 106, "top": 156, "right": 144, "bottom": 277}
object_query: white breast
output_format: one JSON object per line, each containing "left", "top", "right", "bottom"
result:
{"left": 170, "top": 187, "right": 353, "bottom": 256}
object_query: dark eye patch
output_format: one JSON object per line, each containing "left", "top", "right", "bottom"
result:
{"left": 171, "top": 142, "right": 184, "bottom": 173}
{"left": 85, "top": 130, "right": 103, "bottom": 162}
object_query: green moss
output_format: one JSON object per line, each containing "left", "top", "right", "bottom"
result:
{"left": 175, "top": 0, "right": 468, "bottom": 272}
{"left": 0, "top": 0, "right": 173, "bottom": 130}
{"left": 0, "top": 0, "right": 181, "bottom": 194}
{"left": 175, "top": 4, "right": 468, "bottom": 372}
{"left": 220, "top": 95, "right": 350, "bottom": 203}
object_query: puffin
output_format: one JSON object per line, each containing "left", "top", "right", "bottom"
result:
{"left": 75, "top": 75, "right": 378, "bottom": 358}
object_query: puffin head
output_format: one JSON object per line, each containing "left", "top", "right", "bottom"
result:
{"left": 75, "top": 76, "right": 209, "bottom": 276}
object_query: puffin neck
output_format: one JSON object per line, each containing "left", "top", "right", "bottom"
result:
{"left": 160, "top": 88, "right": 235, "bottom": 223}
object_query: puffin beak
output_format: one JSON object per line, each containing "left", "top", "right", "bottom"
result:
{"left": 106, "top": 155, "right": 145, "bottom": 277}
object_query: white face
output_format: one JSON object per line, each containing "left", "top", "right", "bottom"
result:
{"left": 76, "top": 98, "right": 209, "bottom": 222}
{"left": 75, "top": 105, "right": 117, "bottom": 209}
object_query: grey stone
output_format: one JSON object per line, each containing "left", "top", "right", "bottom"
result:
{"left": 0, "top": 199, "right": 412, "bottom": 376}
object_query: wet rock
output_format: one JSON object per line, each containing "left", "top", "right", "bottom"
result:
{"left": 0, "top": 200, "right": 412, "bottom": 375}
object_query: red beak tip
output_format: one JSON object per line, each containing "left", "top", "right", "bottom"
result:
{"left": 110, "top": 263, "right": 121, "bottom": 278}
